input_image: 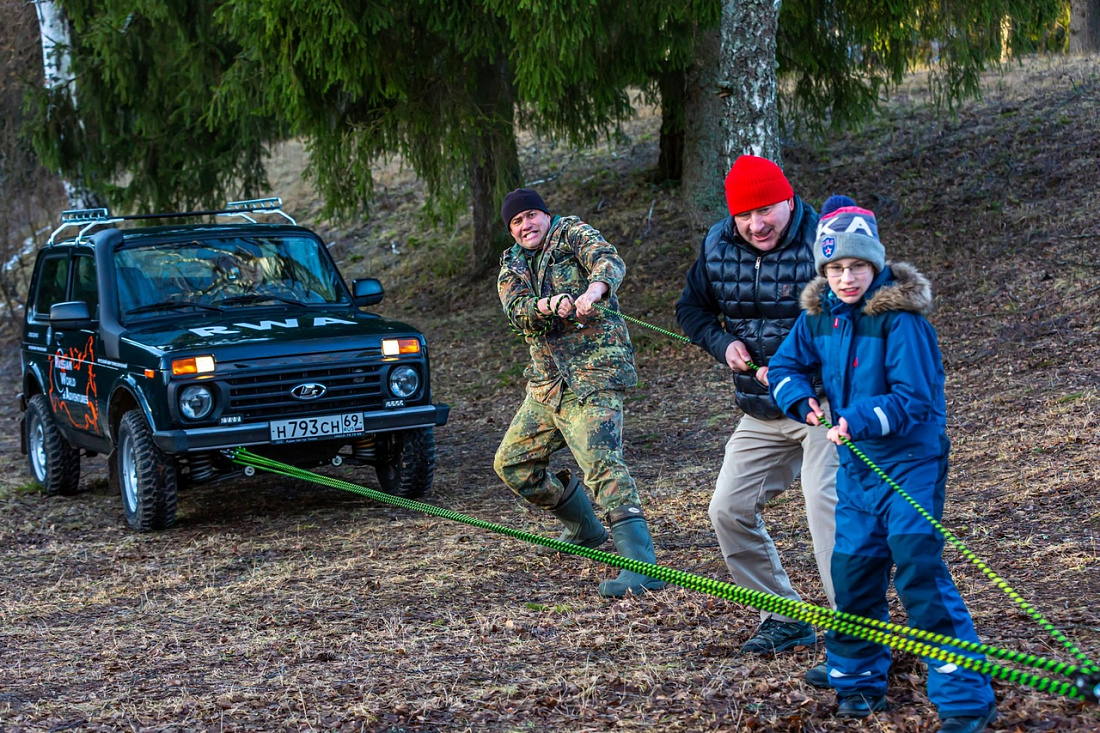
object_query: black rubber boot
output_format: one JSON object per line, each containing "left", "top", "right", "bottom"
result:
{"left": 598, "top": 508, "right": 667, "bottom": 597}
{"left": 546, "top": 470, "right": 609, "bottom": 548}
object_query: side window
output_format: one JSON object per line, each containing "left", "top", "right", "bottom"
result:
{"left": 33, "top": 255, "right": 69, "bottom": 319}
{"left": 72, "top": 255, "right": 99, "bottom": 317}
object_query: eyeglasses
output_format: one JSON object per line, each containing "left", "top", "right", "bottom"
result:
{"left": 824, "top": 261, "right": 873, "bottom": 278}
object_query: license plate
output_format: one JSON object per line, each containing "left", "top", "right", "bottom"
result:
{"left": 269, "top": 412, "right": 364, "bottom": 443}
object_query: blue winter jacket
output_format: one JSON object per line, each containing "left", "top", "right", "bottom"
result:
{"left": 768, "top": 262, "right": 947, "bottom": 464}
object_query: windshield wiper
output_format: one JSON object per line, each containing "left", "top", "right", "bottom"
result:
{"left": 214, "top": 293, "right": 310, "bottom": 308}
{"left": 126, "top": 300, "right": 223, "bottom": 315}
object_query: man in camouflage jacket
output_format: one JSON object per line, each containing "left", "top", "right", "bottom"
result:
{"left": 494, "top": 188, "right": 665, "bottom": 598}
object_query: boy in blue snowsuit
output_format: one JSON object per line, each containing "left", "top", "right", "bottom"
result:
{"left": 765, "top": 197, "right": 996, "bottom": 733}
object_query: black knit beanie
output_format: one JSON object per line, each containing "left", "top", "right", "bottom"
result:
{"left": 500, "top": 188, "right": 549, "bottom": 225}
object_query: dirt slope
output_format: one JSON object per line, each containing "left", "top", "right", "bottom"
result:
{"left": 1, "top": 56, "right": 1098, "bottom": 731}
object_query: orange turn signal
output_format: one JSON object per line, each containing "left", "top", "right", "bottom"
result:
{"left": 171, "top": 355, "right": 216, "bottom": 375}
{"left": 382, "top": 338, "right": 421, "bottom": 356}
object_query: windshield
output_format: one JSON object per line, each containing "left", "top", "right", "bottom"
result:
{"left": 114, "top": 236, "right": 349, "bottom": 319}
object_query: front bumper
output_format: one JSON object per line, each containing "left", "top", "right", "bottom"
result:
{"left": 152, "top": 403, "right": 449, "bottom": 454}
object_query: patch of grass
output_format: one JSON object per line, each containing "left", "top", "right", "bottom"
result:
{"left": 496, "top": 362, "right": 526, "bottom": 387}
{"left": 0, "top": 480, "right": 42, "bottom": 499}
{"left": 631, "top": 333, "right": 665, "bottom": 355}
{"left": 427, "top": 237, "right": 467, "bottom": 279}
{"left": 86, "top": 477, "right": 111, "bottom": 494}
{"left": 704, "top": 413, "right": 737, "bottom": 429}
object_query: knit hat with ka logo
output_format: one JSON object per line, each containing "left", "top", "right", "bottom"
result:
{"left": 814, "top": 194, "right": 886, "bottom": 276}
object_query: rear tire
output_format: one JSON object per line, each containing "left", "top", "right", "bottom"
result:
{"left": 117, "top": 409, "right": 178, "bottom": 531}
{"left": 25, "top": 394, "right": 81, "bottom": 496}
{"left": 375, "top": 427, "right": 435, "bottom": 498}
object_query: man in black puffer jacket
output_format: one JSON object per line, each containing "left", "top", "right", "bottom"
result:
{"left": 676, "top": 155, "right": 838, "bottom": 661}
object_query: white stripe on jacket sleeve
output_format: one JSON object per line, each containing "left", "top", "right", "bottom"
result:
{"left": 772, "top": 376, "right": 792, "bottom": 402}
{"left": 874, "top": 406, "right": 891, "bottom": 435}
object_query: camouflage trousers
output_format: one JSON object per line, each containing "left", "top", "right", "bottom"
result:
{"left": 493, "top": 388, "right": 641, "bottom": 515}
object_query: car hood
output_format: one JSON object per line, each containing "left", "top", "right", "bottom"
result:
{"left": 119, "top": 307, "right": 421, "bottom": 360}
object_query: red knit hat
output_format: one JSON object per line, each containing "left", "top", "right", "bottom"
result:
{"left": 724, "top": 155, "right": 794, "bottom": 216}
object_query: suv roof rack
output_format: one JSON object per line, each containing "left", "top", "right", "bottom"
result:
{"left": 49, "top": 208, "right": 126, "bottom": 246}
{"left": 46, "top": 197, "right": 297, "bottom": 245}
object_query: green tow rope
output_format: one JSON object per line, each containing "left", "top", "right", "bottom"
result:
{"left": 229, "top": 447, "right": 1099, "bottom": 703}
{"left": 593, "top": 303, "right": 690, "bottom": 343}
{"left": 810, "top": 414, "right": 1100, "bottom": 704}
{"left": 582, "top": 305, "right": 1100, "bottom": 701}
{"left": 813, "top": 413, "right": 1098, "bottom": 672}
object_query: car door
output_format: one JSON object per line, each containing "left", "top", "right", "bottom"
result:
{"left": 24, "top": 251, "right": 67, "bottom": 402}
{"left": 42, "top": 251, "right": 104, "bottom": 438}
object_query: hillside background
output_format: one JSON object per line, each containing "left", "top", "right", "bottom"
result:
{"left": 0, "top": 57, "right": 1098, "bottom": 731}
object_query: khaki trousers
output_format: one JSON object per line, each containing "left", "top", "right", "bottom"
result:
{"left": 708, "top": 411, "right": 839, "bottom": 623}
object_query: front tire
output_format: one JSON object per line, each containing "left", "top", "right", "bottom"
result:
{"left": 25, "top": 394, "right": 81, "bottom": 495}
{"left": 375, "top": 427, "right": 435, "bottom": 498}
{"left": 117, "top": 409, "right": 178, "bottom": 531}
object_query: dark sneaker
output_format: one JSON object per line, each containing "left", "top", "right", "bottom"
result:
{"left": 805, "top": 662, "right": 831, "bottom": 689}
{"left": 937, "top": 708, "right": 997, "bottom": 733}
{"left": 836, "top": 694, "right": 886, "bottom": 718}
{"left": 739, "top": 618, "right": 817, "bottom": 655}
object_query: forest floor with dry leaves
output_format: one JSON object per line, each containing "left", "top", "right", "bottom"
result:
{"left": 1, "top": 56, "right": 1099, "bottom": 732}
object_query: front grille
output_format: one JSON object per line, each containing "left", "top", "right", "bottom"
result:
{"left": 225, "top": 361, "right": 388, "bottom": 420}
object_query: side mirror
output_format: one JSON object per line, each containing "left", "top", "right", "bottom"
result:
{"left": 49, "top": 301, "right": 94, "bottom": 330}
{"left": 352, "top": 278, "right": 384, "bottom": 307}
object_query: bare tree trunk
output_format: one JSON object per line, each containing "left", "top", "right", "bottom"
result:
{"left": 681, "top": 28, "right": 727, "bottom": 232}
{"left": 34, "top": 0, "right": 98, "bottom": 208}
{"left": 655, "top": 68, "right": 686, "bottom": 183}
{"left": 468, "top": 57, "right": 522, "bottom": 278}
{"left": 718, "top": 0, "right": 783, "bottom": 167}
{"left": 1070, "top": 0, "right": 1100, "bottom": 54}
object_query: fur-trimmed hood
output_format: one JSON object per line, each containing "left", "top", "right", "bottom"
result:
{"left": 799, "top": 261, "right": 933, "bottom": 317}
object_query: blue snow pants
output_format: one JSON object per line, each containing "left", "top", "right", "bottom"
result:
{"left": 826, "top": 435, "right": 996, "bottom": 719}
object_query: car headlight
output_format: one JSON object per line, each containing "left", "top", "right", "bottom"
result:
{"left": 179, "top": 384, "right": 214, "bottom": 420}
{"left": 388, "top": 366, "right": 420, "bottom": 399}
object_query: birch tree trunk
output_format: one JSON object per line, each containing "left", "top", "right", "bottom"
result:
{"left": 1070, "top": 0, "right": 1100, "bottom": 54}
{"left": 718, "top": 0, "right": 783, "bottom": 168}
{"left": 34, "top": 0, "right": 95, "bottom": 207}
{"left": 681, "top": 1, "right": 783, "bottom": 231}
{"left": 34, "top": 1, "right": 70, "bottom": 96}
